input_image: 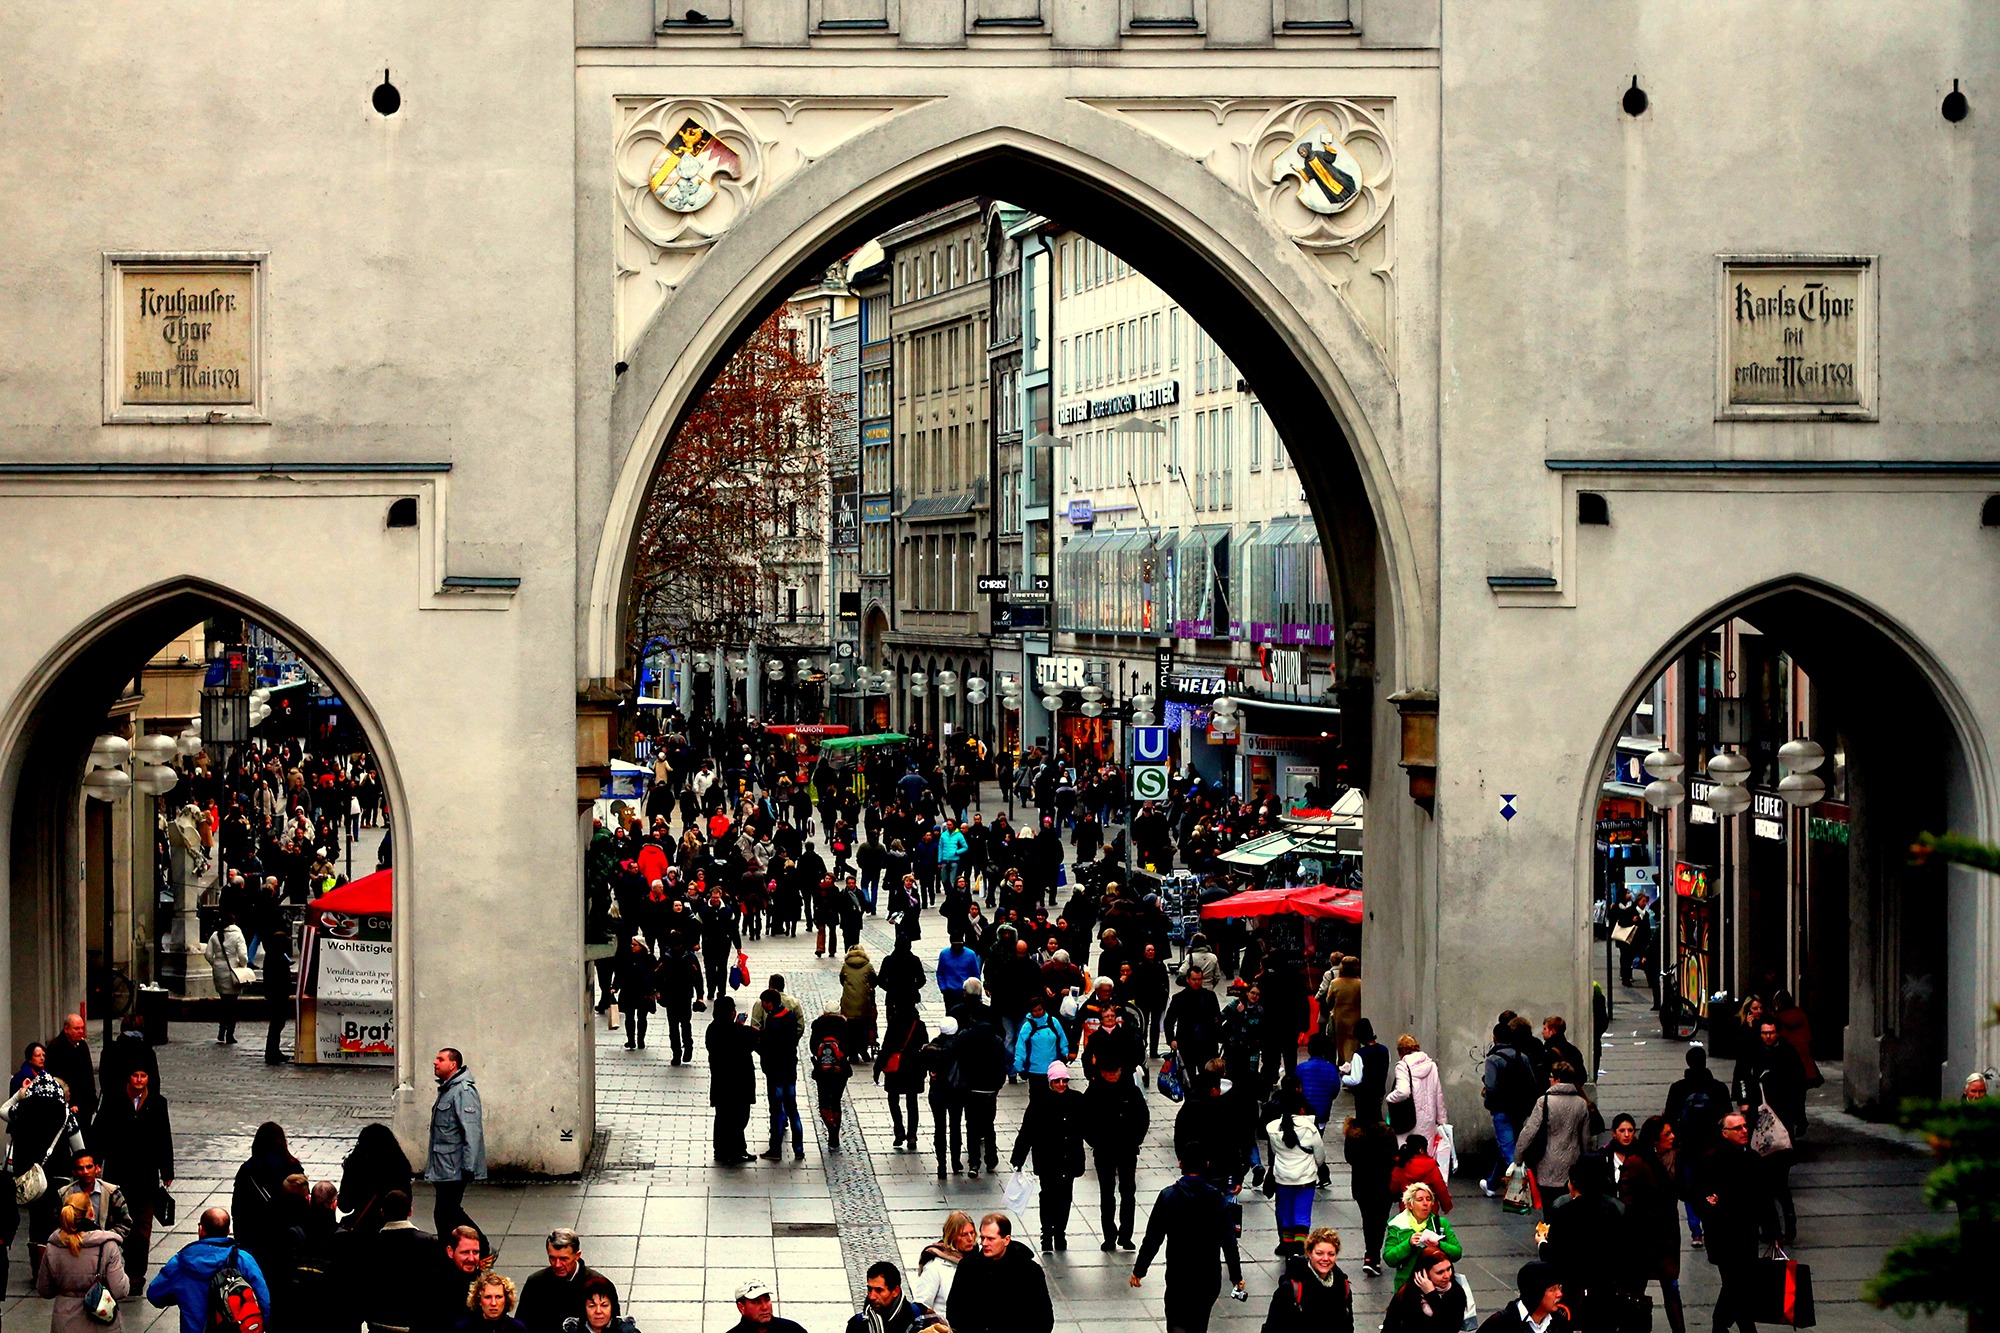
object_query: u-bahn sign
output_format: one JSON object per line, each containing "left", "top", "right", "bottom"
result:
{"left": 1131, "top": 764, "right": 1169, "bottom": 801}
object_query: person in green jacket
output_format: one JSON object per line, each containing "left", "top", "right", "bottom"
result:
{"left": 1382, "top": 1181, "right": 1463, "bottom": 1288}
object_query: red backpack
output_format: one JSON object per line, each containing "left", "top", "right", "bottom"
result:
{"left": 208, "top": 1245, "right": 266, "bottom": 1333}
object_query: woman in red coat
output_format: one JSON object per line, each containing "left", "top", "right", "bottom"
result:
{"left": 1388, "top": 1133, "right": 1452, "bottom": 1214}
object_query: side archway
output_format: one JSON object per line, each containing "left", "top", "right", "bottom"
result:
{"left": 0, "top": 576, "right": 413, "bottom": 1090}
{"left": 1573, "top": 576, "right": 1997, "bottom": 1107}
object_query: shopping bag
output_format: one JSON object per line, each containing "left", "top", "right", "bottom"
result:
{"left": 1752, "top": 1248, "right": 1815, "bottom": 1328}
{"left": 606, "top": 1003, "right": 621, "bottom": 1032}
{"left": 729, "top": 950, "right": 750, "bottom": 990}
{"left": 1156, "top": 1052, "right": 1185, "bottom": 1103}
{"left": 1611, "top": 923, "right": 1637, "bottom": 944}
{"left": 1752, "top": 1100, "right": 1793, "bottom": 1157}
{"left": 1501, "top": 1167, "right": 1536, "bottom": 1215}
{"left": 1003, "top": 1170, "right": 1033, "bottom": 1212}
{"left": 1431, "top": 1122, "right": 1458, "bottom": 1177}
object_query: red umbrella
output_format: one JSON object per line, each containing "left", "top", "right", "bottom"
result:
{"left": 1200, "top": 884, "right": 1362, "bottom": 922}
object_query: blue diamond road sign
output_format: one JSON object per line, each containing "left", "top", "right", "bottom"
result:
{"left": 1499, "top": 794, "right": 1519, "bottom": 821}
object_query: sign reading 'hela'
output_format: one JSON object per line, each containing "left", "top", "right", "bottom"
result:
{"left": 1718, "top": 256, "right": 1875, "bottom": 420}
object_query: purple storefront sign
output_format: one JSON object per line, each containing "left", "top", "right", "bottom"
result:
{"left": 1173, "top": 619, "right": 1214, "bottom": 638}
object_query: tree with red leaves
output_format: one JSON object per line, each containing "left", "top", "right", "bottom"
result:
{"left": 628, "top": 309, "right": 846, "bottom": 688}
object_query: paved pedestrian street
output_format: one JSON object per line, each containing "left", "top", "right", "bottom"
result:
{"left": 0, "top": 908, "right": 1948, "bottom": 1333}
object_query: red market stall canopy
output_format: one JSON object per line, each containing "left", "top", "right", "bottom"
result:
{"left": 767, "top": 724, "right": 851, "bottom": 738}
{"left": 310, "top": 868, "right": 392, "bottom": 916}
{"left": 1201, "top": 883, "right": 1362, "bottom": 923}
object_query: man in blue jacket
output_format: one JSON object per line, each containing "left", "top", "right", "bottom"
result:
{"left": 936, "top": 940, "right": 981, "bottom": 1014}
{"left": 148, "top": 1208, "right": 272, "bottom": 1333}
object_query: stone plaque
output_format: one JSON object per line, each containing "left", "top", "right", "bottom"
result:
{"left": 1717, "top": 256, "right": 1876, "bottom": 420}
{"left": 105, "top": 254, "right": 265, "bottom": 422}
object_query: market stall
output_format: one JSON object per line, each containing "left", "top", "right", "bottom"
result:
{"left": 295, "top": 869, "right": 394, "bottom": 1066}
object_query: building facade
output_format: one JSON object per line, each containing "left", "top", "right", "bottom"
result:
{"left": 5, "top": 3, "right": 1999, "bottom": 1169}
{"left": 879, "top": 203, "right": 994, "bottom": 741}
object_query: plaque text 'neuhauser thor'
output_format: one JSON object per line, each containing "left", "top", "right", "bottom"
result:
{"left": 119, "top": 265, "right": 257, "bottom": 407}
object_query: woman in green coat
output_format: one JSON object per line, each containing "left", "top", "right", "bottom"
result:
{"left": 1381, "top": 1181, "right": 1462, "bottom": 1289}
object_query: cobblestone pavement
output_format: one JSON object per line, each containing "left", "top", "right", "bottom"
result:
{"left": 0, "top": 802, "right": 1950, "bottom": 1332}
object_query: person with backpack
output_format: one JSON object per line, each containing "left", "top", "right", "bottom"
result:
{"left": 1479, "top": 1021, "right": 1538, "bottom": 1199}
{"left": 146, "top": 1207, "right": 271, "bottom": 1333}
{"left": 37, "top": 1190, "right": 130, "bottom": 1333}
{"left": 809, "top": 1006, "right": 853, "bottom": 1152}
{"left": 1012, "top": 998, "right": 1066, "bottom": 1102}
{"left": 1662, "top": 1046, "right": 1728, "bottom": 1250}
{"left": 1260, "top": 1226, "right": 1353, "bottom": 1333}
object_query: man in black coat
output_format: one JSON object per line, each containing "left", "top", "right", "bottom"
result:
{"left": 699, "top": 892, "right": 743, "bottom": 1000}
{"left": 1010, "top": 1061, "right": 1087, "bottom": 1252}
{"left": 91, "top": 1067, "right": 173, "bottom": 1279}
{"left": 656, "top": 941, "right": 704, "bottom": 1066}
{"left": 1733, "top": 1017, "right": 1807, "bottom": 1241}
{"left": 1164, "top": 969, "right": 1224, "bottom": 1073}
{"left": 1130, "top": 1164, "right": 1245, "bottom": 1333}
{"left": 1691, "top": 1112, "right": 1767, "bottom": 1333}
{"left": 949, "top": 1214, "right": 1054, "bottom": 1333}
{"left": 516, "top": 1227, "right": 619, "bottom": 1333}
{"left": 264, "top": 935, "right": 296, "bottom": 1065}
{"left": 46, "top": 1014, "right": 97, "bottom": 1126}
{"left": 877, "top": 937, "right": 926, "bottom": 1022}
{"left": 1343, "top": 1018, "right": 1390, "bottom": 1126}
{"left": 1081, "top": 1056, "right": 1149, "bottom": 1250}
{"left": 354, "top": 1191, "right": 438, "bottom": 1333}
{"left": 706, "top": 997, "right": 760, "bottom": 1163}
{"left": 756, "top": 990, "right": 806, "bottom": 1161}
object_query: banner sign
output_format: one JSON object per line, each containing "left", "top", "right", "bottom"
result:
{"left": 313, "top": 1001, "right": 395, "bottom": 1065}
{"left": 317, "top": 938, "right": 393, "bottom": 1002}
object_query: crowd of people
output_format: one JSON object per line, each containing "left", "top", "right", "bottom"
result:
{"left": 0, "top": 710, "right": 1840, "bottom": 1333}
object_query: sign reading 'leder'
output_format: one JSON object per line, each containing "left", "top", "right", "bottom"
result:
{"left": 1718, "top": 256, "right": 1875, "bottom": 420}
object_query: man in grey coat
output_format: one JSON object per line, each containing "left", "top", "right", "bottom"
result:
{"left": 427, "top": 1047, "right": 486, "bottom": 1241}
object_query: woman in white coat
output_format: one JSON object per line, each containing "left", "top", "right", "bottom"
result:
{"left": 1385, "top": 1034, "right": 1449, "bottom": 1147}
{"left": 1264, "top": 1081, "right": 1325, "bottom": 1259}
{"left": 204, "top": 912, "right": 252, "bottom": 1044}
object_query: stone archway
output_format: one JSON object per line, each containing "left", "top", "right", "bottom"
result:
{"left": 0, "top": 576, "right": 412, "bottom": 1099}
{"left": 1573, "top": 576, "right": 1997, "bottom": 1107}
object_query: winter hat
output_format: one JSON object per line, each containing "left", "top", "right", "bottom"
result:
{"left": 1046, "top": 1061, "right": 1071, "bottom": 1081}
{"left": 939, "top": 1017, "right": 959, "bottom": 1036}
{"left": 1516, "top": 1261, "right": 1562, "bottom": 1309}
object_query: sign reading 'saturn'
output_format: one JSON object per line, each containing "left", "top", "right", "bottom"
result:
{"left": 1718, "top": 256, "right": 1876, "bottom": 420}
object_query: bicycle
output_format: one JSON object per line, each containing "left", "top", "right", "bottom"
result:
{"left": 1656, "top": 963, "right": 1705, "bottom": 1041}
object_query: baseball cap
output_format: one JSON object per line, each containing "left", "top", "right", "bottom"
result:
{"left": 735, "top": 1281, "right": 773, "bottom": 1302}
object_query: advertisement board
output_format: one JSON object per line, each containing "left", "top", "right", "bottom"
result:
{"left": 313, "top": 1001, "right": 395, "bottom": 1065}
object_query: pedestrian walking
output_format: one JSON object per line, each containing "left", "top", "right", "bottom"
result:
{"left": 755, "top": 990, "right": 806, "bottom": 1162}
{"left": 457, "top": 1272, "right": 530, "bottom": 1333}
{"left": 1010, "top": 1061, "right": 1086, "bottom": 1253}
{"left": 1012, "top": 998, "right": 1065, "bottom": 1100}
{"left": 1690, "top": 1112, "right": 1767, "bottom": 1333}
{"left": 1260, "top": 1227, "right": 1353, "bottom": 1333}
{"left": 1509, "top": 1064, "right": 1594, "bottom": 1210}
{"left": 145, "top": 1208, "right": 270, "bottom": 1333}
{"left": 922, "top": 1018, "right": 964, "bottom": 1179}
{"left": 949, "top": 1215, "right": 1054, "bottom": 1333}
{"left": 1081, "top": 1055, "right": 1147, "bottom": 1251}
{"left": 1129, "top": 1166, "right": 1245, "bottom": 1333}
{"left": 426, "top": 1048, "right": 486, "bottom": 1242}
{"left": 707, "top": 996, "right": 759, "bottom": 1164}
{"left": 203, "top": 913, "right": 252, "bottom": 1044}
{"left": 1382, "top": 1181, "right": 1460, "bottom": 1289}
{"left": 45, "top": 1016, "right": 97, "bottom": 1129}
{"left": 1384, "top": 1035, "right": 1447, "bottom": 1146}
{"left": 262, "top": 934, "right": 295, "bottom": 1064}
{"left": 1733, "top": 1016, "right": 1806, "bottom": 1242}
{"left": 909, "top": 1212, "right": 975, "bottom": 1323}
{"left": 352, "top": 1190, "right": 436, "bottom": 1333}
{"left": 1537, "top": 1154, "right": 1636, "bottom": 1333}
{"left": 615, "top": 936, "right": 657, "bottom": 1051}
{"left": 1381, "top": 1248, "right": 1466, "bottom": 1333}
{"left": 725, "top": 1279, "right": 808, "bottom": 1333}
{"left": 560, "top": 1274, "right": 638, "bottom": 1333}
{"left": 844, "top": 1261, "right": 922, "bottom": 1333}
{"left": 1341, "top": 1019, "right": 1390, "bottom": 1127}
{"left": 657, "top": 941, "right": 703, "bottom": 1067}
{"left": 228, "top": 1121, "right": 302, "bottom": 1283}
{"left": 1478, "top": 1262, "right": 1571, "bottom": 1333}
{"left": 36, "top": 1191, "right": 130, "bottom": 1333}
{"left": 936, "top": 941, "right": 980, "bottom": 1015}
{"left": 1264, "top": 1084, "right": 1325, "bottom": 1258}
{"left": 1629, "top": 1117, "right": 1689, "bottom": 1333}
{"left": 874, "top": 1010, "right": 929, "bottom": 1150}
{"left": 1164, "top": 969, "right": 1223, "bottom": 1076}
{"left": 840, "top": 946, "right": 879, "bottom": 1060}
{"left": 336, "top": 1121, "right": 413, "bottom": 1236}
{"left": 1390, "top": 1134, "right": 1452, "bottom": 1215}
{"left": 810, "top": 1005, "right": 853, "bottom": 1152}
{"left": 517, "top": 1229, "right": 616, "bottom": 1333}
{"left": 90, "top": 1069, "right": 171, "bottom": 1281}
